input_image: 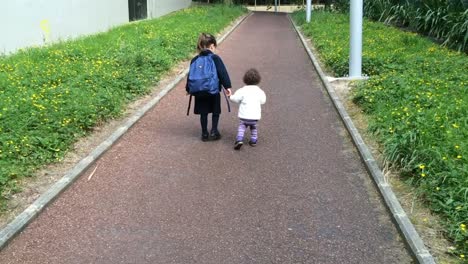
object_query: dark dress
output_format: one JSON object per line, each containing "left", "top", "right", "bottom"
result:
{"left": 186, "top": 50, "right": 232, "bottom": 115}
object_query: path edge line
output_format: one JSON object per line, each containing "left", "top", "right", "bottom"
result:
{"left": 288, "top": 15, "right": 436, "bottom": 264}
{"left": 0, "top": 11, "right": 253, "bottom": 251}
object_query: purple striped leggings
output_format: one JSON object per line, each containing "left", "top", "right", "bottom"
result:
{"left": 236, "top": 119, "right": 258, "bottom": 143}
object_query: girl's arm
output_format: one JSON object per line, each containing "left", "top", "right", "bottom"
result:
{"left": 212, "top": 55, "right": 232, "bottom": 90}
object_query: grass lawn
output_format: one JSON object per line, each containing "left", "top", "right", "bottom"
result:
{"left": 0, "top": 5, "right": 247, "bottom": 210}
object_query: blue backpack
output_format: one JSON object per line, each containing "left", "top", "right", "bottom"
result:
{"left": 187, "top": 54, "right": 219, "bottom": 96}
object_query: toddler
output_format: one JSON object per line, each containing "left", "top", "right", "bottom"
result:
{"left": 230, "top": 68, "right": 266, "bottom": 150}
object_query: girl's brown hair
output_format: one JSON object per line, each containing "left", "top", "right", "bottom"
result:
{"left": 243, "top": 68, "right": 261, "bottom": 85}
{"left": 197, "top": 33, "right": 217, "bottom": 52}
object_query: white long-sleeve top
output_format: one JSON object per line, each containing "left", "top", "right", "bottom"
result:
{"left": 229, "top": 85, "right": 266, "bottom": 120}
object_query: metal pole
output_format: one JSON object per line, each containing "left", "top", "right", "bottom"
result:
{"left": 255, "top": 0, "right": 256, "bottom": 11}
{"left": 349, "top": 0, "right": 363, "bottom": 78}
{"left": 275, "top": 0, "right": 278, "bottom": 12}
{"left": 306, "top": 0, "right": 311, "bottom": 23}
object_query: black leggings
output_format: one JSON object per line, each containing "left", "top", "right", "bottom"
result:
{"left": 200, "top": 113, "right": 220, "bottom": 134}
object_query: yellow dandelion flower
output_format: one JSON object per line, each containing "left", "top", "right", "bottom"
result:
{"left": 419, "top": 164, "right": 425, "bottom": 169}
{"left": 457, "top": 155, "right": 462, "bottom": 159}
{"left": 421, "top": 173, "right": 426, "bottom": 177}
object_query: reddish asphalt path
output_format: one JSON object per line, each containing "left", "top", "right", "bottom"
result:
{"left": 0, "top": 12, "right": 412, "bottom": 263}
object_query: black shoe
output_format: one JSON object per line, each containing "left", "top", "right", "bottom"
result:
{"left": 201, "top": 133, "right": 209, "bottom": 142}
{"left": 234, "top": 141, "right": 243, "bottom": 150}
{"left": 210, "top": 131, "right": 221, "bottom": 140}
{"left": 249, "top": 140, "right": 257, "bottom": 147}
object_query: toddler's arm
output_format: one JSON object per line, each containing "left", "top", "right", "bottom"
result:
{"left": 259, "top": 90, "right": 266, "bottom": 104}
{"left": 229, "top": 90, "right": 242, "bottom": 103}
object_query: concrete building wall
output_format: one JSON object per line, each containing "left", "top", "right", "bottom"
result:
{"left": 1, "top": 0, "right": 191, "bottom": 54}
{"left": 148, "top": 0, "right": 192, "bottom": 18}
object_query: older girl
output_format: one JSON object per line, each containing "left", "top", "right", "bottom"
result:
{"left": 186, "top": 33, "right": 232, "bottom": 141}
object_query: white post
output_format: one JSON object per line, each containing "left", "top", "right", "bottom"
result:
{"left": 306, "top": 0, "right": 312, "bottom": 23}
{"left": 349, "top": 0, "right": 363, "bottom": 78}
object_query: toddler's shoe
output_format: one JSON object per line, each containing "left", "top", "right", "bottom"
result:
{"left": 201, "top": 133, "right": 209, "bottom": 142}
{"left": 249, "top": 140, "right": 257, "bottom": 147}
{"left": 234, "top": 141, "right": 243, "bottom": 150}
{"left": 210, "top": 130, "right": 222, "bottom": 140}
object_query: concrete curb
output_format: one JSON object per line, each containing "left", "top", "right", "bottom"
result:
{"left": 288, "top": 15, "right": 436, "bottom": 264}
{"left": 0, "top": 11, "right": 253, "bottom": 251}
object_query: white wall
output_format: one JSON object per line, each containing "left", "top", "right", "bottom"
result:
{"left": 148, "top": 0, "right": 191, "bottom": 19}
{"left": 0, "top": 0, "right": 191, "bottom": 54}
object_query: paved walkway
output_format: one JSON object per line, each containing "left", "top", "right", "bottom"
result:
{"left": 0, "top": 13, "right": 412, "bottom": 263}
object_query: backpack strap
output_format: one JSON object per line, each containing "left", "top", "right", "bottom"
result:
{"left": 187, "top": 95, "right": 192, "bottom": 116}
{"left": 222, "top": 89, "right": 231, "bottom": 113}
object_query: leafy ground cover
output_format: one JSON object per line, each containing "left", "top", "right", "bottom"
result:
{"left": 0, "top": 5, "right": 246, "bottom": 209}
{"left": 334, "top": 0, "right": 468, "bottom": 52}
{"left": 292, "top": 10, "right": 468, "bottom": 261}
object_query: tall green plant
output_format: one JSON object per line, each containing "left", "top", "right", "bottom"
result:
{"left": 357, "top": 0, "right": 468, "bottom": 51}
